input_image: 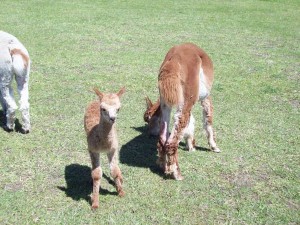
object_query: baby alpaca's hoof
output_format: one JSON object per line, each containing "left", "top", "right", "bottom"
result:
{"left": 91, "top": 203, "right": 99, "bottom": 209}
{"left": 118, "top": 190, "right": 125, "bottom": 197}
{"left": 212, "top": 147, "right": 221, "bottom": 153}
{"left": 188, "top": 147, "right": 195, "bottom": 152}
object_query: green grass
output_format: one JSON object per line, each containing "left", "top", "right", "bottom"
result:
{"left": 0, "top": 0, "right": 299, "bottom": 224}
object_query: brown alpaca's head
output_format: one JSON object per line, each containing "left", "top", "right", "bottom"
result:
{"left": 94, "top": 87, "right": 126, "bottom": 124}
{"left": 144, "top": 96, "right": 161, "bottom": 136}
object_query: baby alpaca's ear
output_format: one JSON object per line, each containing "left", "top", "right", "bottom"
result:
{"left": 145, "top": 96, "right": 153, "bottom": 109}
{"left": 93, "top": 88, "right": 104, "bottom": 101}
{"left": 117, "top": 87, "right": 126, "bottom": 97}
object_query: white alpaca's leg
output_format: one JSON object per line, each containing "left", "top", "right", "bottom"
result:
{"left": 0, "top": 92, "right": 7, "bottom": 113}
{"left": 16, "top": 71, "right": 30, "bottom": 132}
{"left": 0, "top": 49, "right": 17, "bottom": 130}
{"left": 0, "top": 85, "right": 17, "bottom": 131}
{"left": 201, "top": 97, "right": 221, "bottom": 153}
{"left": 90, "top": 152, "right": 102, "bottom": 209}
{"left": 107, "top": 149, "right": 125, "bottom": 197}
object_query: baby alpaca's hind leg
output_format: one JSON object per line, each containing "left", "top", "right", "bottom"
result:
{"left": 107, "top": 149, "right": 125, "bottom": 197}
{"left": 185, "top": 135, "right": 195, "bottom": 151}
{"left": 184, "top": 114, "right": 195, "bottom": 151}
{"left": 90, "top": 152, "right": 102, "bottom": 209}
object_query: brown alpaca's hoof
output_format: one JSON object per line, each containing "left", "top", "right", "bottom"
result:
{"left": 172, "top": 173, "right": 184, "bottom": 181}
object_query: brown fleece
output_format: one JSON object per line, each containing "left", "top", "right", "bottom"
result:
{"left": 10, "top": 48, "right": 30, "bottom": 68}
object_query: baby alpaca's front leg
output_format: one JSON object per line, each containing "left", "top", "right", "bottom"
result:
{"left": 107, "top": 149, "right": 125, "bottom": 197}
{"left": 90, "top": 152, "right": 102, "bottom": 209}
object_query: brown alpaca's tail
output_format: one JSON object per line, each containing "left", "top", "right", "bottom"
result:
{"left": 158, "top": 61, "right": 183, "bottom": 107}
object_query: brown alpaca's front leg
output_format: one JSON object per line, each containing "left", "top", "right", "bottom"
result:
{"left": 90, "top": 152, "right": 102, "bottom": 209}
{"left": 107, "top": 150, "right": 125, "bottom": 197}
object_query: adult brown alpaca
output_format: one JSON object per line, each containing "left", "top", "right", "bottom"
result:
{"left": 157, "top": 43, "right": 221, "bottom": 180}
{"left": 84, "top": 87, "right": 125, "bottom": 209}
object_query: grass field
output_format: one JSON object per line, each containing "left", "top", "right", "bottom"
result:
{"left": 0, "top": 0, "right": 299, "bottom": 224}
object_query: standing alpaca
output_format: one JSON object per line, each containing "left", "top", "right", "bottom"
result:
{"left": 0, "top": 31, "right": 31, "bottom": 133}
{"left": 157, "top": 43, "right": 221, "bottom": 180}
{"left": 84, "top": 87, "right": 126, "bottom": 209}
{"left": 144, "top": 97, "right": 195, "bottom": 151}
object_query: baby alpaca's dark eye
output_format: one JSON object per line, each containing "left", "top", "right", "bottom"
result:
{"left": 101, "top": 108, "right": 106, "bottom": 112}
{"left": 117, "top": 108, "right": 120, "bottom": 112}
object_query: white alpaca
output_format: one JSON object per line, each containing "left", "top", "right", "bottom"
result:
{"left": 84, "top": 87, "right": 126, "bottom": 209}
{"left": 0, "top": 31, "right": 30, "bottom": 133}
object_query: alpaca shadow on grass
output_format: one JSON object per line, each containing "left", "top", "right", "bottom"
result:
{"left": 57, "top": 164, "right": 117, "bottom": 205}
{"left": 0, "top": 110, "right": 11, "bottom": 132}
{"left": 119, "top": 125, "right": 164, "bottom": 176}
{"left": 119, "top": 125, "right": 213, "bottom": 178}
{"left": 178, "top": 141, "right": 211, "bottom": 152}
{"left": 0, "top": 110, "right": 5, "bottom": 128}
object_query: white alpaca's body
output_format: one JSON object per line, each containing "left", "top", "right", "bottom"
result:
{"left": 0, "top": 31, "right": 30, "bottom": 132}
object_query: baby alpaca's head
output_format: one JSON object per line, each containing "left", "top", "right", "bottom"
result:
{"left": 94, "top": 87, "right": 125, "bottom": 124}
{"left": 144, "top": 96, "right": 161, "bottom": 136}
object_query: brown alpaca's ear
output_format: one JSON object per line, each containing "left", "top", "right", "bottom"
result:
{"left": 117, "top": 87, "right": 126, "bottom": 97}
{"left": 93, "top": 88, "right": 104, "bottom": 101}
{"left": 145, "top": 96, "right": 153, "bottom": 109}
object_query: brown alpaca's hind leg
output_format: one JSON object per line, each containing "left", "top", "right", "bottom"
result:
{"left": 90, "top": 152, "right": 102, "bottom": 209}
{"left": 107, "top": 149, "right": 125, "bottom": 197}
{"left": 157, "top": 104, "right": 171, "bottom": 173}
{"left": 201, "top": 96, "right": 221, "bottom": 153}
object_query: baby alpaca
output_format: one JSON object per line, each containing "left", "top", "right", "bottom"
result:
{"left": 144, "top": 97, "right": 195, "bottom": 151}
{"left": 84, "top": 87, "right": 125, "bottom": 209}
{"left": 0, "top": 31, "right": 31, "bottom": 133}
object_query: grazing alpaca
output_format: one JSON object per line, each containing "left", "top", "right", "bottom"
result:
{"left": 157, "top": 43, "right": 221, "bottom": 180}
{"left": 0, "top": 31, "right": 31, "bottom": 133}
{"left": 84, "top": 87, "right": 125, "bottom": 209}
{"left": 144, "top": 97, "right": 195, "bottom": 151}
